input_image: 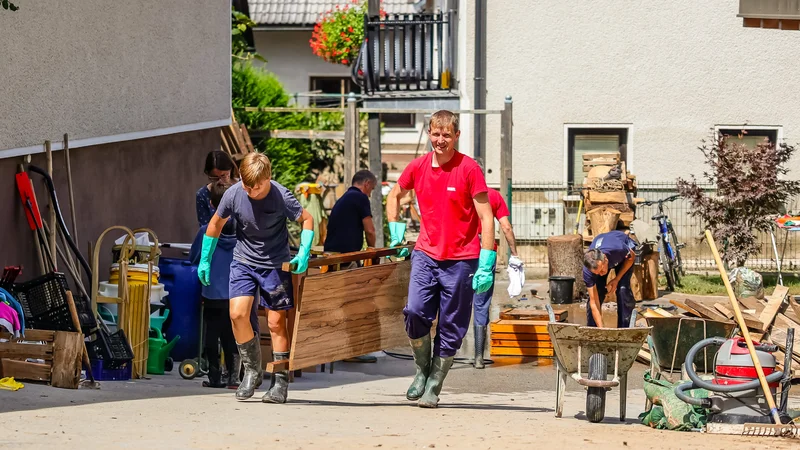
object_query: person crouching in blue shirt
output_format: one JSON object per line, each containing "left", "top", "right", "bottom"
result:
{"left": 582, "top": 230, "right": 637, "bottom": 328}
{"left": 190, "top": 181, "right": 240, "bottom": 388}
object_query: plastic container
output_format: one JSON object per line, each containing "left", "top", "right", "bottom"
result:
{"left": 549, "top": 276, "right": 576, "bottom": 304}
{"left": 10, "top": 272, "right": 96, "bottom": 332}
{"left": 89, "top": 358, "right": 132, "bottom": 381}
{"left": 147, "top": 327, "right": 180, "bottom": 375}
{"left": 158, "top": 257, "right": 201, "bottom": 361}
{"left": 109, "top": 263, "right": 160, "bottom": 284}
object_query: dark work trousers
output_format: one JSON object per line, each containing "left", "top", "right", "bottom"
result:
{"left": 403, "top": 250, "right": 479, "bottom": 357}
{"left": 585, "top": 268, "right": 635, "bottom": 328}
{"left": 203, "top": 298, "right": 238, "bottom": 374}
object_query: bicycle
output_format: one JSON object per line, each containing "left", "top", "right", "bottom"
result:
{"left": 638, "top": 194, "right": 685, "bottom": 291}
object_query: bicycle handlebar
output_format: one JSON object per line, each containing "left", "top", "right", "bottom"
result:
{"left": 639, "top": 194, "right": 681, "bottom": 206}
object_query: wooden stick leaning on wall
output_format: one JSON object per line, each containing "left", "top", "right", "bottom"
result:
{"left": 705, "top": 229, "right": 783, "bottom": 426}
{"left": 45, "top": 140, "right": 57, "bottom": 270}
{"left": 66, "top": 291, "right": 97, "bottom": 387}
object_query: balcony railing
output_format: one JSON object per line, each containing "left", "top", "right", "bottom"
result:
{"left": 739, "top": 0, "right": 800, "bottom": 19}
{"left": 352, "top": 11, "right": 457, "bottom": 95}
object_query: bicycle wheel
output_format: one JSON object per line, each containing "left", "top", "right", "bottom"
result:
{"left": 658, "top": 236, "right": 675, "bottom": 291}
{"left": 669, "top": 228, "right": 685, "bottom": 277}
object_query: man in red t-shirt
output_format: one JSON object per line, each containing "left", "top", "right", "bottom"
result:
{"left": 473, "top": 188, "right": 520, "bottom": 369}
{"left": 386, "top": 110, "right": 496, "bottom": 408}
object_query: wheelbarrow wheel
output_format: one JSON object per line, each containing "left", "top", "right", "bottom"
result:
{"left": 586, "top": 353, "right": 607, "bottom": 423}
{"left": 179, "top": 359, "right": 200, "bottom": 380}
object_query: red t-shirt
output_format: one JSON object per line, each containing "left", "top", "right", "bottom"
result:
{"left": 482, "top": 189, "right": 511, "bottom": 251}
{"left": 398, "top": 151, "right": 488, "bottom": 261}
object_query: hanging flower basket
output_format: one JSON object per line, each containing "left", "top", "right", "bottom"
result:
{"left": 310, "top": 1, "right": 384, "bottom": 66}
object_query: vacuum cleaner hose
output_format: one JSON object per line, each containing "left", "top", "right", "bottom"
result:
{"left": 27, "top": 165, "right": 93, "bottom": 282}
{"left": 683, "top": 337, "right": 783, "bottom": 394}
{"left": 674, "top": 381, "right": 713, "bottom": 408}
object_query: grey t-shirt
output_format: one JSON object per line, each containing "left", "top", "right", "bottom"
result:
{"left": 215, "top": 181, "right": 303, "bottom": 269}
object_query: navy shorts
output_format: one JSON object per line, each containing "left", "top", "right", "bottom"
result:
{"left": 229, "top": 260, "right": 294, "bottom": 311}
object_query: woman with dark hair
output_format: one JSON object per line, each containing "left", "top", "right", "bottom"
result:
{"left": 197, "top": 150, "right": 238, "bottom": 226}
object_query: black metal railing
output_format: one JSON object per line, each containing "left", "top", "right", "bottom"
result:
{"left": 352, "top": 11, "right": 456, "bottom": 95}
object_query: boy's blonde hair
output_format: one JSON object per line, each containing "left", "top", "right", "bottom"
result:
{"left": 428, "top": 110, "right": 459, "bottom": 134}
{"left": 239, "top": 153, "right": 272, "bottom": 187}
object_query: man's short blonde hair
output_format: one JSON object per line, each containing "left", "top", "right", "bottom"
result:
{"left": 239, "top": 153, "right": 272, "bottom": 188}
{"left": 428, "top": 110, "right": 459, "bottom": 134}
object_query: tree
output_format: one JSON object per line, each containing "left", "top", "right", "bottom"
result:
{"left": 677, "top": 131, "right": 800, "bottom": 267}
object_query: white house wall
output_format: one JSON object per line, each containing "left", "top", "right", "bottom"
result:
{"left": 0, "top": 0, "right": 231, "bottom": 155}
{"left": 469, "top": 1, "right": 800, "bottom": 184}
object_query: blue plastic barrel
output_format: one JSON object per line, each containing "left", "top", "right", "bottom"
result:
{"left": 158, "top": 257, "right": 201, "bottom": 362}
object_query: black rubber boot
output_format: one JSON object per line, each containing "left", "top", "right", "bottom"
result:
{"left": 473, "top": 325, "right": 487, "bottom": 369}
{"left": 406, "top": 334, "right": 432, "bottom": 401}
{"left": 418, "top": 356, "right": 454, "bottom": 408}
{"left": 235, "top": 335, "right": 263, "bottom": 401}
{"left": 227, "top": 353, "right": 242, "bottom": 388}
{"left": 262, "top": 351, "right": 289, "bottom": 404}
{"left": 202, "top": 365, "right": 226, "bottom": 388}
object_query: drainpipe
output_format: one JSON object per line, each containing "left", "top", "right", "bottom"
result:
{"left": 474, "top": 0, "right": 487, "bottom": 170}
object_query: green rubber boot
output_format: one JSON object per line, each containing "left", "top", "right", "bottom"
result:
{"left": 418, "top": 356, "right": 454, "bottom": 408}
{"left": 406, "top": 334, "right": 432, "bottom": 401}
{"left": 235, "top": 335, "right": 263, "bottom": 401}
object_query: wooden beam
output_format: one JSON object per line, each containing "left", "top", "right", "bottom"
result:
{"left": 0, "top": 330, "right": 55, "bottom": 341}
{"left": 490, "top": 332, "right": 550, "bottom": 341}
{"left": 684, "top": 299, "right": 732, "bottom": 323}
{"left": 50, "top": 331, "right": 83, "bottom": 389}
{"left": 669, "top": 299, "right": 702, "bottom": 317}
{"left": 270, "top": 130, "right": 345, "bottom": 140}
{"left": 368, "top": 113, "right": 384, "bottom": 247}
{"left": 0, "top": 342, "right": 54, "bottom": 360}
{"left": 757, "top": 285, "right": 789, "bottom": 331}
{"left": 490, "top": 347, "right": 554, "bottom": 357}
{"left": 281, "top": 244, "right": 415, "bottom": 272}
{"left": 0, "top": 358, "right": 50, "bottom": 381}
{"left": 713, "top": 303, "right": 763, "bottom": 330}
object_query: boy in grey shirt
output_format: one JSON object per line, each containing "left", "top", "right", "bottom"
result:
{"left": 199, "top": 153, "right": 314, "bottom": 403}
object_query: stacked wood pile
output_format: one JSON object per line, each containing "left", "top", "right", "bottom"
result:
{"left": 636, "top": 287, "right": 800, "bottom": 380}
{"left": 489, "top": 308, "right": 566, "bottom": 358}
{"left": 580, "top": 153, "right": 639, "bottom": 243}
{"left": 221, "top": 110, "right": 255, "bottom": 162}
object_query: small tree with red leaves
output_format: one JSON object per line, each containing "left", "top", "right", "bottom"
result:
{"left": 677, "top": 130, "right": 800, "bottom": 268}
{"left": 310, "top": 1, "right": 384, "bottom": 66}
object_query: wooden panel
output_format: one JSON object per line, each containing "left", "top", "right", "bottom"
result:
{"left": 0, "top": 358, "right": 51, "bottom": 381}
{"left": 490, "top": 332, "right": 550, "bottom": 341}
{"left": 685, "top": 299, "right": 731, "bottom": 323}
{"left": 587, "top": 190, "right": 628, "bottom": 204}
{"left": 757, "top": 285, "right": 789, "bottom": 331}
{"left": 499, "top": 308, "right": 567, "bottom": 322}
{"left": 490, "top": 347, "right": 554, "bottom": 357}
{"left": 491, "top": 340, "right": 553, "bottom": 349}
{"left": 0, "top": 342, "right": 54, "bottom": 360}
{"left": 50, "top": 331, "right": 83, "bottom": 389}
{"left": 288, "top": 260, "right": 411, "bottom": 370}
{"left": 670, "top": 300, "right": 702, "bottom": 317}
{"left": 490, "top": 320, "right": 549, "bottom": 334}
{"left": 0, "top": 329, "right": 56, "bottom": 342}
{"left": 713, "top": 303, "right": 763, "bottom": 330}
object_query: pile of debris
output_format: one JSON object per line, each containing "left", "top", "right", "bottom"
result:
{"left": 580, "top": 153, "right": 639, "bottom": 243}
{"left": 637, "top": 286, "right": 800, "bottom": 380}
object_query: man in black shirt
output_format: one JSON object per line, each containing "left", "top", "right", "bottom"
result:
{"left": 324, "top": 170, "right": 379, "bottom": 363}
{"left": 325, "top": 170, "right": 378, "bottom": 253}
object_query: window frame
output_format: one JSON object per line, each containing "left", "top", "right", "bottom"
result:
{"left": 714, "top": 125, "right": 782, "bottom": 149}
{"left": 563, "top": 124, "right": 633, "bottom": 186}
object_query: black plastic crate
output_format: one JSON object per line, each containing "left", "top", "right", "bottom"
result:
{"left": 86, "top": 328, "right": 134, "bottom": 370}
{"left": 9, "top": 272, "right": 97, "bottom": 332}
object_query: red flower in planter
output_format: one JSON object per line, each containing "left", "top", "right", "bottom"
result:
{"left": 310, "top": 1, "right": 366, "bottom": 66}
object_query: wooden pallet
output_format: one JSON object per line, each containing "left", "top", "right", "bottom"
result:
{"left": 490, "top": 319, "right": 554, "bottom": 357}
{"left": 0, "top": 329, "right": 83, "bottom": 389}
{"left": 221, "top": 109, "right": 256, "bottom": 161}
{"left": 582, "top": 152, "right": 620, "bottom": 173}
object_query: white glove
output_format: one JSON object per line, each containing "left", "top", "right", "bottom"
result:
{"left": 506, "top": 256, "right": 525, "bottom": 297}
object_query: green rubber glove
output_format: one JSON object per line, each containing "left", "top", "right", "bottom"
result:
{"left": 472, "top": 249, "right": 496, "bottom": 294}
{"left": 198, "top": 235, "right": 218, "bottom": 287}
{"left": 388, "top": 221, "right": 409, "bottom": 257}
{"left": 290, "top": 229, "right": 314, "bottom": 274}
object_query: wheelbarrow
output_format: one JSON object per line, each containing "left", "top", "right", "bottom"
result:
{"left": 546, "top": 305, "right": 651, "bottom": 423}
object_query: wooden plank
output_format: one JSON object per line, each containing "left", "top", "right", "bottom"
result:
{"left": 0, "top": 358, "right": 51, "bottom": 381}
{"left": 50, "top": 331, "right": 83, "bottom": 389}
{"left": 670, "top": 299, "right": 702, "bottom": 317}
{"left": 491, "top": 340, "right": 553, "bottom": 349}
{"left": 757, "top": 285, "right": 789, "bottom": 331}
{"left": 287, "top": 261, "right": 411, "bottom": 370}
{"left": 713, "top": 304, "right": 764, "bottom": 330}
{"left": 738, "top": 296, "right": 764, "bottom": 313}
{"left": 0, "top": 329, "right": 55, "bottom": 342}
{"left": 282, "top": 244, "right": 415, "bottom": 272}
{"left": 654, "top": 308, "right": 674, "bottom": 317}
{"left": 489, "top": 332, "right": 550, "bottom": 341}
{"left": 219, "top": 129, "right": 233, "bottom": 156}
{"left": 586, "top": 190, "right": 628, "bottom": 204}
{"left": 270, "top": 130, "right": 345, "bottom": 140}
{"left": 490, "top": 347, "right": 554, "bottom": 357}
{"left": 0, "top": 342, "right": 54, "bottom": 360}
{"left": 490, "top": 320, "right": 549, "bottom": 334}
{"left": 790, "top": 298, "right": 800, "bottom": 324}
{"left": 240, "top": 124, "right": 255, "bottom": 153}
{"left": 499, "top": 308, "right": 567, "bottom": 322}
{"left": 685, "top": 299, "right": 731, "bottom": 323}
{"left": 771, "top": 314, "right": 800, "bottom": 360}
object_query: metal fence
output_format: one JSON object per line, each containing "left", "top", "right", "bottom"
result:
{"left": 508, "top": 181, "right": 800, "bottom": 271}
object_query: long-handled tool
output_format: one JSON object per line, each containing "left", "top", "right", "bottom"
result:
{"left": 705, "top": 230, "right": 790, "bottom": 433}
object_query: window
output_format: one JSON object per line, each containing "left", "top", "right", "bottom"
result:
{"left": 566, "top": 127, "right": 629, "bottom": 186}
{"left": 309, "top": 76, "right": 415, "bottom": 128}
{"left": 716, "top": 127, "right": 780, "bottom": 150}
